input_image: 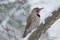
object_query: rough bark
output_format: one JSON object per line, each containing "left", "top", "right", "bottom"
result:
{"left": 28, "top": 8, "right": 60, "bottom": 40}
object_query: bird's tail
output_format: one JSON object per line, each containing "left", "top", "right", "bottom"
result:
{"left": 22, "top": 30, "right": 31, "bottom": 38}
{"left": 22, "top": 31, "right": 27, "bottom": 38}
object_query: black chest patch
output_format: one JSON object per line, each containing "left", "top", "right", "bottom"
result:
{"left": 36, "top": 14, "right": 40, "bottom": 17}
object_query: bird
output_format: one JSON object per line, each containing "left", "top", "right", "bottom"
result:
{"left": 22, "top": 7, "right": 43, "bottom": 38}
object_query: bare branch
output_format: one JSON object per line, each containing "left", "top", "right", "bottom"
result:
{"left": 28, "top": 8, "right": 60, "bottom": 40}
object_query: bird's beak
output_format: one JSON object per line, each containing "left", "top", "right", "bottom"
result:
{"left": 40, "top": 8, "right": 44, "bottom": 10}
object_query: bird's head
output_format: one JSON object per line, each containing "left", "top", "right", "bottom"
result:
{"left": 33, "top": 7, "right": 44, "bottom": 14}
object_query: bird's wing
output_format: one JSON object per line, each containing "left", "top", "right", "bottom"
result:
{"left": 22, "top": 15, "right": 32, "bottom": 38}
{"left": 25, "top": 14, "right": 32, "bottom": 30}
{"left": 25, "top": 13, "right": 38, "bottom": 30}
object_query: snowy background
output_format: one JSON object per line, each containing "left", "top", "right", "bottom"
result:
{"left": 0, "top": 0, "right": 60, "bottom": 40}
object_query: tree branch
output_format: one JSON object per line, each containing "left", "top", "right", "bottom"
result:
{"left": 28, "top": 8, "right": 60, "bottom": 40}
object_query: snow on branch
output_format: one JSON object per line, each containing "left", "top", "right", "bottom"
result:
{"left": 28, "top": 8, "right": 60, "bottom": 40}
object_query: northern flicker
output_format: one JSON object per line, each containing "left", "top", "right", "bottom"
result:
{"left": 22, "top": 7, "right": 43, "bottom": 38}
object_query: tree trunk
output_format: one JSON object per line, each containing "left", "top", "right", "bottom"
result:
{"left": 28, "top": 8, "right": 60, "bottom": 40}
